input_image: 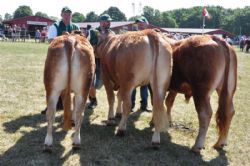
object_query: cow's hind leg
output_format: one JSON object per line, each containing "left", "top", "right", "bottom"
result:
{"left": 44, "top": 91, "right": 60, "bottom": 152}
{"left": 165, "top": 91, "right": 178, "bottom": 126}
{"left": 103, "top": 79, "right": 116, "bottom": 126}
{"left": 72, "top": 93, "right": 87, "bottom": 149}
{"left": 116, "top": 88, "right": 132, "bottom": 136}
{"left": 115, "top": 91, "right": 122, "bottom": 119}
{"left": 192, "top": 94, "right": 212, "bottom": 153}
{"left": 214, "top": 96, "right": 235, "bottom": 149}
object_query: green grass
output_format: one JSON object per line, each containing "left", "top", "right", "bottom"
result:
{"left": 0, "top": 41, "right": 249, "bottom": 165}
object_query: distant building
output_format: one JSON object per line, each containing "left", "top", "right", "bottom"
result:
{"left": 162, "top": 28, "right": 235, "bottom": 38}
{"left": 76, "top": 21, "right": 168, "bottom": 34}
{"left": 76, "top": 21, "right": 235, "bottom": 38}
{"left": 3, "top": 16, "right": 55, "bottom": 37}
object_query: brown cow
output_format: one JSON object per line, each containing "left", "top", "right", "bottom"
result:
{"left": 43, "top": 31, "right": 95, "bottom": 151}
{"left": 165, "top": 35, "right": 237, "bottom": 153}
{"left": 95, "top": 29, "right": 172, "bottom": 145}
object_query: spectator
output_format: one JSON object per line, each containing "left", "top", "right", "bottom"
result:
{"left": 86, "top": 14, "right": 115, "bottom": 109}
{"left": 41, "top": 6, "right": 80, "bottom": 114}
{"left": 35, "top": 29, "right": 41, "bottom": 42}
{"left": 41, "top": 27, "right": 47, "bottom": 43}
{"left": 131, "top": 16, "right": 151, "bottom": 112}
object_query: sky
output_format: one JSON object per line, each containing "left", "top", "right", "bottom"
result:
{"left": 0, "top": 0, "right": 249, "bottom": 19}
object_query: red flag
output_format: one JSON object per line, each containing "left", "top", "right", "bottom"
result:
{"left": 202, "top": 7, "right": 211, "bottom": 19}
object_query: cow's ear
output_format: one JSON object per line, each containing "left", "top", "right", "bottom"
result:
{"left": 62, "top": 31, "right": 70, "bottom": 35}
{"left": 72, "top": 30, "right": 84, "bottom": 36}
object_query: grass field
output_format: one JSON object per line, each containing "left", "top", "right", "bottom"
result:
{"left": 0, "top": 41, "right": 249, "bottom": 166}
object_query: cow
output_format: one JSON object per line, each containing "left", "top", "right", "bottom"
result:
{"left": 95, "top": 29, "right": 172, "bottom": 145}
{"left": 164, "top": 35, "right": 237, "bottom": 153}
{"left": 244, "top": 39, "right": 250, "bottom": 53}
{"left": 43, "top": 31, "right": 95, "bottom": 152}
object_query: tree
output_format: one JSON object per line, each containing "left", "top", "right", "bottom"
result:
{"left": 85, "top": 11, "right": 98, "bottom": 22}
{"left": 35, "top": 12, "right": 49, "bottom": 18}
{"left": 4, "top": 13, "right": 13, "bottom": 20}
{"left": 72, "top": 12, "right": 85, "bottom": 23}
{"left": 13, "top": 5, "right": 33, "bottom": 18}
{"left": 161, "top": 12, "right": 177, "bottom": 28}
{"left": 142, "top": 6, "right": 155, "bottom": 24}
{"left": 0, "top": 15, "right": 2, "bottom": 23}
{"left": 101, "top": 7, "right": 127, "bottom": 21}
{"left": 50, "top": 16, "right": 59, "bottom": 21}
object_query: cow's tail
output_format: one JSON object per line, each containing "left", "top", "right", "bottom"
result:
{"left": 63, "top": 38, "right": 74, "bottom": 131}
{"left": 148, "top": 31, "right": 168, "bottom": 132}
{"left": 213, "top": 36, "right": 236, "bottom": 137}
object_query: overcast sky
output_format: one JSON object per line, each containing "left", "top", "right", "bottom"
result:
{"left": 1, "top": 0, "right": 249, "bottom": 19}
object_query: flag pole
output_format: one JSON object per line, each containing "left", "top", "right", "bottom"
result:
{"left": 202, "top": 16, "right": 205, "bottom": 35}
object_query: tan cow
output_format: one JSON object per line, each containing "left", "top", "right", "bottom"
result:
{"left": 164, "top": 35, "right": 237, "bottom": 153}
{"left": 95, "top": 29, "right": 172, "bottom": 145}
{"left": 43, "top": 31, "right": 95, "bottom": 151}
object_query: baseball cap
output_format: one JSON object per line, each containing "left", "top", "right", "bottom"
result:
{"left": 135, "top": 16, "right": 149, "bottom": 24}
{"left": 99, "top": 14, "right": 112, "bottom": 21}
{"left": 61, "top": 7, "right": 72, "bottom": 13}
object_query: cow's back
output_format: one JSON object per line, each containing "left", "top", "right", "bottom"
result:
{"left": 170, "top": 35, "right": 231, "bottom": 95}
{"left": 99, "top": 30, "right": 172, "bottom": 89}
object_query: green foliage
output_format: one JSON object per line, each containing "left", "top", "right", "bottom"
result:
{"left": 101, "top": 6, "right": 127, "bottom": 21}
{"left": 0, "top": 15, "right": 2, "bottom": 22}
{"left": 35, "top": 12, "right": 49, "bottom": 18}
{"left": 85, "top": 11, "right": 99, "bottom": 22}
{"left": 161, "top": 12, "right": 177, "bottom": 28}
{"left": 13, "top": 5, "right": 33, "bottom": 19}
{"left": 49, "top": 16, "right": 59, "bottom": 21}
{"left": 4, "top": 13, "right": 12, "bottom": 21}
{"left": 72, "top": 12, "right": 85, "bottom": 23}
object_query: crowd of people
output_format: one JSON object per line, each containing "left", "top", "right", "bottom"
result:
{"left": 0, "top": 24, "right": 48, "bottom": 42}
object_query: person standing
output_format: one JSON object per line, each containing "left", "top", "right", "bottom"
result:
{"left": 86, "top": 14, "right": 114, "bottom": 109}
{"left": 41, "top": 6, "right": 80, "bottom": 114}
{"left": 131, "top": 16, "right": 151, "bottom": 112}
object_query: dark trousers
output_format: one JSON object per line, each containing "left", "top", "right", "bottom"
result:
{"left": 131, "top": 85, "right": 149, "bottom": 109}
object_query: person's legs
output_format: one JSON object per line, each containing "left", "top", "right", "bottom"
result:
{"left": 87, "top": 58, "right": 101, "bottom": 109}
{"left": 140, "top": 85, "right": 150, "bottom": 112}
{"left": 131, "top": 89, "right": 136, "bottom": 111}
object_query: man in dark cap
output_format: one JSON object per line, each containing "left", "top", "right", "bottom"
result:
{"left": 86, "top": 14, "right": 115, "bottom": 109}
{"left": 131, "top": 16, "right": 151, "bottom": 112}
{"left": 41, "top": 7, "right": 79, "bottom": 114}
{"left": 47, "top": 6, "right": 79, "bottom": 43}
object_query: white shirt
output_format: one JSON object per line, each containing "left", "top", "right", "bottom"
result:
{"left": 47, "top": 25, "right": 57, "bottom": 40}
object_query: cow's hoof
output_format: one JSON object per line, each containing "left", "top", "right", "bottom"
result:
{"left": 116, "top": 130, "right": 125, "bottom": 137}
{"left": 151, "top": 142, "right": 160, "bottom": 150}
{"left": 43, "top": 144, "right": 52, "bottom": 153}
{"left": 191, "top": 146, "right": 204, "bottom": 154}
{"left": 115, "top": 113, "right": 122, "bottom": 119}
{"left": 72, "top": 143, "right": 81, "bottom": 151}
{"left": 213, "top": 143, "right": 227, "bottom": 150}
{"left": 106, "top": 118, "right": 116, "bottom": 126}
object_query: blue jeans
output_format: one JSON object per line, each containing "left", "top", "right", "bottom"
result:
{"left": 92, "top": 58, "right": 103, "bottom": 89}
{"left": 131, "top": 85, "right": 148, "bottom": 109}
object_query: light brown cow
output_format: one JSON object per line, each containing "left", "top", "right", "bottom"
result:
{"left": 95, "top": 29, "right": 172, "bottom": 145}
{"left": 165, "top": 35, "right": 237, "bottom": 153}
{"left": 43, "top": 32, "right": 95, "bottom": 151}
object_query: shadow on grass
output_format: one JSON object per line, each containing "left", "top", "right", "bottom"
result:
{"left": 0, "top": 109, "right": 229, "bottom": 165}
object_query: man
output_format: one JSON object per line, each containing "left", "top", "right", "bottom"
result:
{"left": 41, "top": 6, "right": 79, "bottom": 114}
{"left": 131, "top": 16, "right": 151, "bottom": 112}
{"left": 87, "top": 14, "right": 114, "bottom": 109}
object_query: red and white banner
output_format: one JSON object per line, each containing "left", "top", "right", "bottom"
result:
{"left": 202, "top": 7, "right": 211, "bottom": 19}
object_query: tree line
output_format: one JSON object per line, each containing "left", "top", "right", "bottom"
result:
{"left": 0, "top": 5, "right": 249, "bottom": 35}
